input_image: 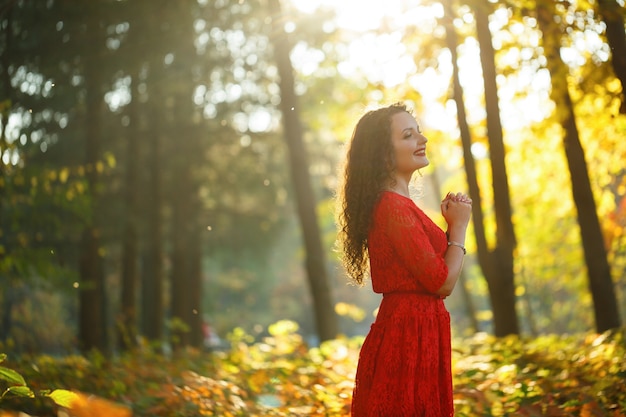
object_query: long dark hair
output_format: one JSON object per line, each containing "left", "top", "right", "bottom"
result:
{"left": 337, "top": 103, "right": 409, "bottom": 285}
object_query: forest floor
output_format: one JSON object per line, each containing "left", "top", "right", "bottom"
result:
{"left": 1, "top": 322, "right": 625, "bottom": 416}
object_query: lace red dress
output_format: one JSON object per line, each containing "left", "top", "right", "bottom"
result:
{"left": 351, "top": 191, "right": 453, "bottom": 417}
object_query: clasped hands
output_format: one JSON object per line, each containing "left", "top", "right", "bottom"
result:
{"left": 441, "top": 191, "right": 472, "bottom": 227}
{"left": 442, "top": 192, "right": 472, "bottom": 207}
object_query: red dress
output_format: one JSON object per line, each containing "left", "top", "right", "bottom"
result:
{"left": 351, "top": 191, "right": 453, "bottom": 417}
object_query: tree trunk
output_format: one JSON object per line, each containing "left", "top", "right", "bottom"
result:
{"left": 118, "top": 70, "right": 140, "bottom": 351}
{"left": 188, "top": 223, "right": 204, "bottom": 349}
{"left": 0, "top": 0, "right": 13, "bottom": 341}
{"left": 0, "top": 284, "right": 15, "bottom": 343}
{"left": 166, "top": 1, "right": 203, "bottom": 350}
{"left": 79, "top": 227, "right": 105, "bottom": 352}
{"left": 443, "top": 1, "right": 519, "bottom": 336}
{"left": 140, "top": 1, "right": 166, "bottom": 346}
{"left": 473, "top": 2, "right": 519, "bottom": 336}
{"left": 168, "top": 144, "right": 203, "bottom": 350}
{"left": 536, "top": 2, "right": 621, "bottom": 332}
{"left": 268, "top": 0, "right": 338, "bottom": 343}
{"left": 597, "top": 0, "right": 626, "bottom": 113}
{"left": 78, "top": 6, "right": 106, "bottom": 353}
{"left": 0, "top": 0, "right": 12, "bottom": 177}
{"left": 140, "top": 128, "right": 165, "bottom": 343}
{"left": 170, "top": 182, "right": 191, "bottom": 349}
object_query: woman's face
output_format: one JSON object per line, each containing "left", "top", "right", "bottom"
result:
{"left": 389, "top": 111, "right": 429, "bottom": 176}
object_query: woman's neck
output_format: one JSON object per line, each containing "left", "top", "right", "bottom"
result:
{"left": 386, "top": 176, "right": 411, "bottom": 198}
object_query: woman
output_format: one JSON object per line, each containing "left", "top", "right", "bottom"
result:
{"left": 337, "top": 103, "right": 472, "bottom": 416}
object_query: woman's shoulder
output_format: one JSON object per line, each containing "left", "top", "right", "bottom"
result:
{"left": 378, "top": 191, "right": 418, "bottom": 211}
{"left": 375, "top": 191, "right": 422, "bottom": 225}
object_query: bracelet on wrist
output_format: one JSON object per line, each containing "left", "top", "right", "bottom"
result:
{"left": 447, "top": 241, "right": 466, "bottom": 255}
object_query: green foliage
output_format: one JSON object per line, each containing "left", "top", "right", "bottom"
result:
{"left": 0, "top": 353, "right": 77, "bottom": 414}
{"left": 2, "top": 324, "right": 625, "bottom": 416}
{"left": 453, "top": 329, "right": 626, "bottom": 416}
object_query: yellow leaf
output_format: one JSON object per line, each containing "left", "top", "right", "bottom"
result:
{"left": 59, "top": 167, "right": 70, "bottom": 183}
{"left": 48, "top": 389, "right": 79, "bottom": 408}
{"left": 104, "top": 152, "right": 116, "bottom": 168}
{"left": 268, "top": 320, "right": 299, "bottom": 336}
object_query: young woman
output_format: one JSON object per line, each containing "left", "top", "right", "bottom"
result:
{"left": 337, "top": 103, "right": 472, "bottom": 416}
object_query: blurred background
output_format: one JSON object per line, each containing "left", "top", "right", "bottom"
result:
{"left": 0, "top": 0, "right": 624, "bottom": 356}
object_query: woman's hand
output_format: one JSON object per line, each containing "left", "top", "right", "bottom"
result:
{"left": 441, "top": 192, "right": 472, "bottom": 230}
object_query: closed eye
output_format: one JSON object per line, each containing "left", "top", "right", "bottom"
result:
{"left": 403, "top": 127, "right": 422, "bottom": 138}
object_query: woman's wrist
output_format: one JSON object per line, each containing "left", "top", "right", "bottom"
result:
{"left": 447, "top": 241, "right": 466, "bottom": 254}
{"left": 446, "top": 227, "right": 466, "bottom": 244}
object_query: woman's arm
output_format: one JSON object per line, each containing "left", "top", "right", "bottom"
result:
{"left": 436, "top": 193, "right": 472, "bottom": 296}
{"left": 377, "top": 195, "right": 449, "bottom": 293}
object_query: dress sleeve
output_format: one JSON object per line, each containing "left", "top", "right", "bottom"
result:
{"left": 377, "top": 196, "right": 448, "bottom": 293}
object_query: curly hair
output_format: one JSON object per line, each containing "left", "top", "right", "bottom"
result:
{"left": 336, "top": 103, "right": 410, "bottom": 285}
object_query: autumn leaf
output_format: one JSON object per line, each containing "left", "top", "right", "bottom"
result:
{"left": 64, "top": 391, "right": 132, "bottom": 417}
{"left": 48, "top": 389, "right": 79, "bottom": 408}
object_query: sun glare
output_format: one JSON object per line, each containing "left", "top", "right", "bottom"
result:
{"left": 288, "top": 0, "right": 550, "bottom": 133}
{"left": 290, "top": 0, "right": 433, "bottom": 31}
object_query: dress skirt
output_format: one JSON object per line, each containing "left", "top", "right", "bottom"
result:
{"left": 351, "top": 292, "right": 453, "bottom": 417}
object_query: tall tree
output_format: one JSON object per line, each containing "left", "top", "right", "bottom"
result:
{"left": 114, "top": 0, "right": 147, "bottom": 351}
{"left": 442, "top": 1, "right": 494, "bottom": 335}
{"left": 471, "top": 1, "right": 519, "bottom": 336}
{"left": 140, "top": 126, "right": 165, "bottom": 344}
{"left": 0, "top": 0, "right": 15, "bottom": 343}
{"left": 268, "top": 0, "right": 338, "bottom": 342}
{"left": 536, "top": 1, "right": 621, "bottom": 332}
{"left": 138, "top": 1, "right": 167, "bottom": 346}
{"left": 78, "top": 1, "right": 107, "bottom": 352}
{"left": 118, "top": 65, "right": 141, "bottom": 352}
{"left": 166, "top": 0, "right": 205, "bottom": 349}
{"left": 441, "top": 1, "right": 519, "bottom": 336}
{"left": 0, "top": 0, "right": 99, "bottom": 350}
{"left": 596, "top": 0, "right": 626, "bottom": 113}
